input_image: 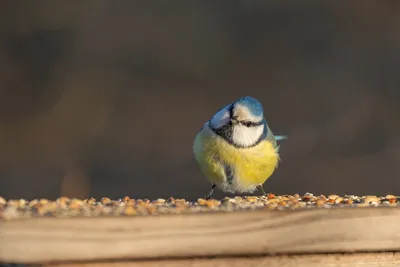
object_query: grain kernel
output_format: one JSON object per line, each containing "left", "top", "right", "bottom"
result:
{"left": 155, "top": 198, "right": 166, "bottom": 204}
{"left": 69, "top": 199, "right": 83, "bottom": 210}
{"left": 363, "top": 195, "right": 380, "bottom": 204}
{"left": 246, "top": 196, "right": 257, "bottom": 202}
{"left": 57, "top": 197, "right": 70, "bottom": 206}
{"left": 7, "top": 200, "right": 22, "bottom": 208}
{"left": 123, "top": 206, "right": 137, "bottom": 216}
{"left": 86, "top": 197, "right": 96, "bottom": 205}
{"left": 206, "top": 200, "right": 221, "bottom": 208}
{"left": 267, "top": 198, "right": 280, "bottom": 204}
{"left": 278, "top": 201, "right": 287, "bottom": 206}
{"left": 125, "top": 199, "right": 135, "bottom": 206}
{"left": 3, "top": 206, "right": 19, "bottom": 220}
{"left": 344, "top": 199, "right": 353, "bottom": 204}
{"left": 302, "top": 193, "right": 313, "bottom": 201}
{"left": 335, "top": 197, "right": 344, "bottom": 204}
{"left": 328, "top": 195, "right": 339, "bottom": 200}
{"left": 28, "top": 199, "right": 39, "bottom": 207}
{"left": 385, "top": 195, "right": 396, "bottom": 200}
{"left": 101, "top": 197, "right": 111, "bottom": 205}
{"left": 39, "top": 199, "right": 49, "bottom": 205}
{"left": 197, "top": 198, "right": 207, "bottom": 205}
{"left": 315, "top": 199, "right": 326, "bottom": 207}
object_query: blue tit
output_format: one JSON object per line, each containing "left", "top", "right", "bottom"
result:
{"left": 193, "top": 96, "right": 287, "bottom": 199}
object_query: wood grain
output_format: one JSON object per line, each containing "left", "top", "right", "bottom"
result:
{"left": 44, "top": 252, "right": 400, "bottom": 267}
{"left": 1, "top": 207, "right": 400, "bottom": 264}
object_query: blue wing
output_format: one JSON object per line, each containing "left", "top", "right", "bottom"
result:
{"left": 213, "top": 154, "right": 235, "bottom": 185}
{"left": 224, "top": 164, "right": 234, "bottom": 185}
{"left": 262, "top": 121, "right": 288, "bottom": 147}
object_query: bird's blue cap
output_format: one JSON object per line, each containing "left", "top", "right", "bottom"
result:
{"left": 234, "top": 96, "right": 264, "bottom": 116}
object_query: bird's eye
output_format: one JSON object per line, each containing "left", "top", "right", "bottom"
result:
{"left": 244, "top": 121, "right": 252, "bottom": 127}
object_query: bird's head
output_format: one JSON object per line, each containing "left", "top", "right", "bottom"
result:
{"left": 209, "top": 96, "right": 266, "bottom": 148}
{"left": 229, "top": 96, "right": 264, "bottom": 126}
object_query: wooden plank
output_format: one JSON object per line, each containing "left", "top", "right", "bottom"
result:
{"left": 44, "top": 252, "right": 400, "bottom": 267}
{"left": 1, "top": 207, "right": 400, "bottom": 264}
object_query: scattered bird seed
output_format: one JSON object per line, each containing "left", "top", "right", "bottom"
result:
{"left": 0, "top": 193, "right": 399, "bottom": 220}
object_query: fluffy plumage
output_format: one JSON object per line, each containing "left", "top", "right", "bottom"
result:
{"left": 193, "top": 96, "right": 286, "bottom": 198}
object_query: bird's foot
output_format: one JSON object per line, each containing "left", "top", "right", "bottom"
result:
{"left": 256, "top": 185, "right": 267, "bottom": 196}
{"left": 205, "top": 184, "right": 216, "bottom": 200}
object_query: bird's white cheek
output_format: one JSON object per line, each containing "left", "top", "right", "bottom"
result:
{"left": 232, "top": 125, "right": 264, "bottom": 147}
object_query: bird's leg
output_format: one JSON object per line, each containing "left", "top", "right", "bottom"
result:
{"left": 205, "top": 184, "right": 216, "bottom": 200}
{"left": 256, "top": 185, "right": 267, "bottom": 196}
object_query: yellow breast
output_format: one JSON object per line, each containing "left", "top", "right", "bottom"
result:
{"left": 193, "top": 124, "right": 279, "bottom": 193}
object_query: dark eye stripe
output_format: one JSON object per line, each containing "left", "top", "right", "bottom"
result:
{"left": 228, "top": 104, "right": 234, "bottom": 118}
{"left": 228, "top": 104, "right": 263, "bottom": 127}
{"left": 239, "top": 120, "right": 264, "bottom": 127}
{"left": 209, "top": 119, "right": 267, "bottom": 149}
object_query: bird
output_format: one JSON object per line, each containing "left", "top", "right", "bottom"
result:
{"left": 193, "top": 96, "right": 287, "bottom": 200}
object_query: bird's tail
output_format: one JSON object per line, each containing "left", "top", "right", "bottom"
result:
{"left": 275, "top": 135, "right": 288, "bottom": 141}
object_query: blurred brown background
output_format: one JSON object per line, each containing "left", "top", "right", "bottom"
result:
{"left": 1, "top": 1, "right": 400, "bottom": 200}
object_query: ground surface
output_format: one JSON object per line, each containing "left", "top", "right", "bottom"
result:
{"left": 1, "top": 193, "right": 399, "bottom": 220}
